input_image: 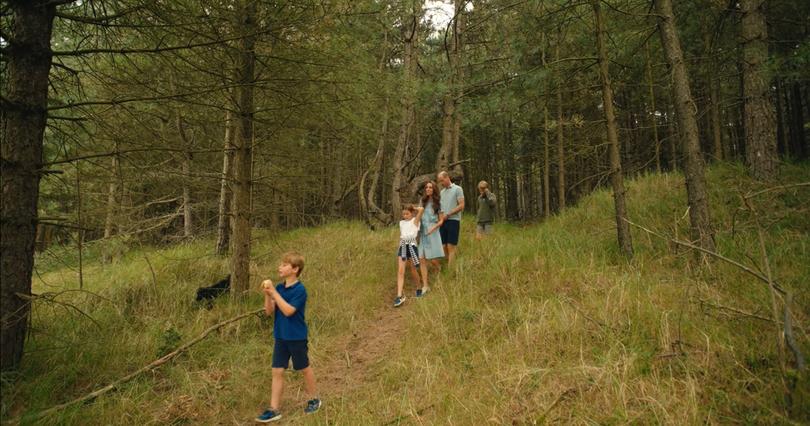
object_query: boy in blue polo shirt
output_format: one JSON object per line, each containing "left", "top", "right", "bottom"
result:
{"left": 255, "top": 252, "right": 321, "bottom": 423}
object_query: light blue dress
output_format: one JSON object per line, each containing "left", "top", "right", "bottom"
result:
{"left": 418, "top": 200, "right": 445, "bottom": 259}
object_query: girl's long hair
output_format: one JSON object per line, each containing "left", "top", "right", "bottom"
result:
{"left": 421, "top": 181, "right": 441, "bottom": 214}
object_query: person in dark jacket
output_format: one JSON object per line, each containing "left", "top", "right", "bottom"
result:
{"left": 475, "top": 181, "right": 497, "bottom": 240}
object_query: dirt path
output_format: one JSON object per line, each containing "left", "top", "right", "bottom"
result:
{"left": 237, "top": 302, "right": 408, "bottom": 424}
{"left": 317, "top": 306, "right": 406, "bottom": 393}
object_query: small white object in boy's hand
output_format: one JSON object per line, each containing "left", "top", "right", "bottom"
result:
{"left": 261, "top": 280, "right": 274, "bottom": 290}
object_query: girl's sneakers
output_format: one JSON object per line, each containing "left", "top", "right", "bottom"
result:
{"left": 305, "top": 398, "right": 322, "bottom": 414}
{"left": 255, "top": 409, "right": 281, "bottom": 423}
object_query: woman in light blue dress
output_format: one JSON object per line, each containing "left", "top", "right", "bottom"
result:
{"left": 418, "top": 181, "right": 444, "bottom": 293}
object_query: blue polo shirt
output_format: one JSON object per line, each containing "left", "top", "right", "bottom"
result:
{"left": 440, "top": 183, "right": 465, "bottom": 221}
{"left": 273, "top": 281, "right": 308, "bottom": 341}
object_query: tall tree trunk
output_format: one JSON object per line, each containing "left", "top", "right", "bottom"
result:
{"left": 215, "top": 109, "right": 234, "bottom": 255}
{"left": 181, "top": 151, "right": 193, "bottom": 237}
{"left": 437, "top": 0, "right": 464, "bottom": 174}
{"left": 365, "top": 97, "right": 390, "bottom": 224}
{"left": 789, "top": 83, "right": 807, "bottom": 159}
{"left": 437, "top": 95, "right": 455, "bottom": 171}
{"left": 593, "top": 0, "right": 634, "bottom": 258}
{"left": 555, "top": 43, "right": 566, "bottom": 211}
{"left": 230, "top": 0, "right": 257, "bottom": 296}
{"left": 775, "top": 79, "right": 787, "bottom": 156}
{"left": 391, "top": 4, "right": 419, "bottom": 215}
{"left": 75, "top": 165, "right": 84, "bottom": 289}
{"left": 1, "top": 0, "right": 56, "bottom": 372}
{"left": 541, "top": 37, "right": 551, "bottom": 218}
{"left": 103, "top": 147, "right": 120, "bottom": 239}
{"left": 362, "top": 29, "right": 393, "bottom": 226}
{"left": 667, "top": 101, "right": 679, "bottom": 170}
{"left": 645, "top": 42, "right": 662, "bottom": 172}
{"left": 175, "top": 111, "right": 193, "bottom": 238}
{"left": 740, "top": 0, "right": 778, "bottom": 180}
{"left": 450, "top": 0, "right": 464, "bottom": 177}
{"left": 710, "top": 77, "right": 724, "bottom": 161}
{"left": 655, "top": 0, "right": 716, "bottom": 253}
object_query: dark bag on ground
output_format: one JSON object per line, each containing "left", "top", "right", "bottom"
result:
{"left": 195, "top": 274, "right": 230, "bottom": 307}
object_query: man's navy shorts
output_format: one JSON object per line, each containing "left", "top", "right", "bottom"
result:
{"left": 272, "top": 339, "right": 310, "bottom": 370}
{"left": 440, "top": 220, "right": 460, "bottom": 245}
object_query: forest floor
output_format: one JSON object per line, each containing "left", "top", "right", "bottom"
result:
{"left": 4, "top": 162, "right": 810, "bottom": 425}
{"left": 258, "top": 305, "right": 408, "bottom": 425}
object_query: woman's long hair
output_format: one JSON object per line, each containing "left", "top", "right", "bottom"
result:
{"left": 421, "top": 181, "right": 441, "bottom": 214}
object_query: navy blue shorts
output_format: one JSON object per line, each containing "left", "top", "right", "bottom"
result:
{"left": 440, "top": 220, "right": 460, "bottom": 245}
{"left": 272, "top": 339, "right": 309, "bottom": 370}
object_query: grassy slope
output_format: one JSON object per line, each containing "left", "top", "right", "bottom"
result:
{"left": 4, "top": 162, "right": 809, "bottom": 425}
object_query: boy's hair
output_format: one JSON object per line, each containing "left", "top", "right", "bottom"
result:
{"left": 282, "top": 251, "right": 305, "bottom": 276}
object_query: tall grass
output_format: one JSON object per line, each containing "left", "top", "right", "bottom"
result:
{"left": 3, "top": 162, "right": 808, "bottom": 424}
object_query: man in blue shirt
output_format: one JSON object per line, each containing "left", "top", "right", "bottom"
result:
{"left": 438, "top": 171, "right": 465, "bottom": 263}
{"left": 255, "top": 252, "right": 321, "bottom": 423}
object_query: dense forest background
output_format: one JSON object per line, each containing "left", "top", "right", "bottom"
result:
{"left": 1, "top": 0, "right": 809, "bottom": 422}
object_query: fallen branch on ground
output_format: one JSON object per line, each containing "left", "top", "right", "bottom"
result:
{"left": 29, "top": 308, "right": 264, "bottom": 421}
{"left": 697, "top": 298, "right": 806, "bottom": 332}
{"left": 623, "top": 218, "right": 785, "bottom": 295}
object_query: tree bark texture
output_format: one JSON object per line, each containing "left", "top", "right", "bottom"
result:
{"left": 710, "top": 78, "right": 723, "bottom": 161}
{"left": 541, "top": 36, "right": 551, "bottom": 219}
{"left": 103, "top": 150, "right": 120, "bottom": 239}
{"left": 593, "top": 0, "right": 634, "bottom": 258}
{"left": 645, "top": 42, "right": 661, "bottom": 172}
{"left": 0, "top": 0, "right": 56, "bottom": 371}
{"left": 215, "top": 109, "right": 234, "bottom": 255}
{"left": 391, "top": 4, "right": 418, "bottom": 216}
{"left": 789, "top": 83, "right": 807, "bottom": 159}
{"left": 741, "top": 0, "right": 778, "bottom": 180}
{"left": 229, "top": 0, "right": 257, "bottom": 295}
{"left": 555, "top": 43, "right": 566, "bottom": 211}
{"left": 655, "top": 0, "right": 716, "bottom": 252}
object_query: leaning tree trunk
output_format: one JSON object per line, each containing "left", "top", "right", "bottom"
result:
{"left": 0, "top": 0, "right": 56, "bottom": 372}
{"left": 741, "top": 0, "right": 778, "bottom": 180}
{"left": 215, "top": 109, "right": 235, "bottom": 255}
{"left": 391, "top": 6, "right": 418, "bottom": 215}
{"left": 655, "top": 0, "right": 716, "bottom": 253}
{"left": 361, "top": 28, "right": 393, "bottom": 227}
{"left": 229, "top": 0, "right": 257, "bottom": 295}
{"left": 593, "top": 0, "right": 634, "bottom": 258}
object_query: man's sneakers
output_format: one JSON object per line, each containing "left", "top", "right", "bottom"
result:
{"left": 393, "top": 296, "right": 406, "bottom": 307}
{"left": 305, "top": 398, "right": 322, "bottom": 414}
{"left": 255, "top": 409, "right": 281, "bottom": 423}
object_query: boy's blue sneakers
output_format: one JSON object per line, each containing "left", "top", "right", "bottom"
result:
{"left": 255, "top": 409, "right": 281, "bottom": 423}
{"left": 416, "top": 289, "right": 423, "bottom": 297}
{"left": 416, "top": 287, "right": 429, "bottom": 297}
{"left": 305, "top": 398, "right": 322, "bottom": 414}
{"left": 393, "top": 296, "right": 406, "bottom": 307}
